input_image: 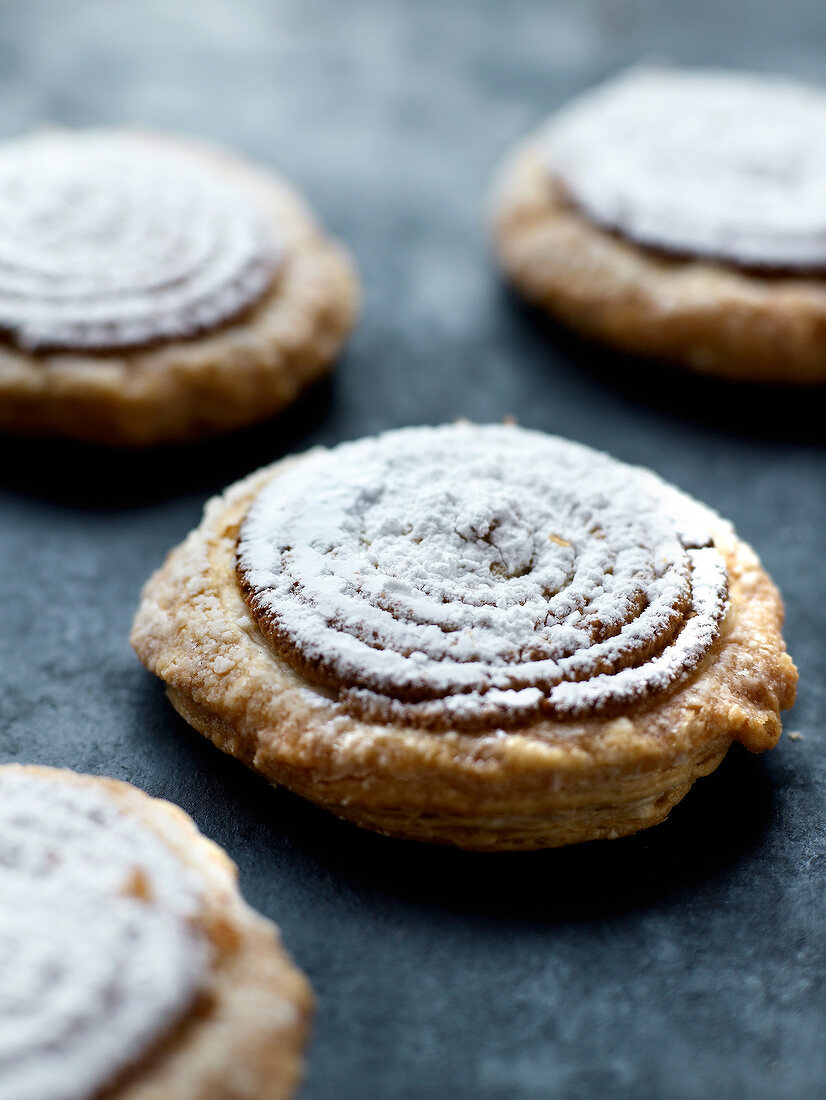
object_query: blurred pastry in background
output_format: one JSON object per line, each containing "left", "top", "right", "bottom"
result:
{"left": 0, "top": 764, "right": 312, "bottom": 1099}
{"left": 492, "top": 66, "right": 826, "bottom": 383}
{"left": 0, "top": 129, "right": 358, "bottom": 444}
{"left": 131, "top": 422, "right": 797, "bottom": 851}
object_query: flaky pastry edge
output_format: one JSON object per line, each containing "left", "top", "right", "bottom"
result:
{"left": 131, "top": 455, "right": 797, "bottom": 851}
{"left": 0, "top": 131, "right": 359, "bottom": 444}
{"left": 491, "top": 140, "right": 826, "bottom": 383}
{"left": 0, "top": 763, "right": 312, "bottom": 1100}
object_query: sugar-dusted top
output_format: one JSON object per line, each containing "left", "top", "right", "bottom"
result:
{"left": 0, "top": 130, "right": 280, "bottom": 350}
{"left": 542, "top": 66, "right": 826, "bottom": 268}
{"left": 0, "top": 770, "right": 208, "bottom": 1100}
{"left": 237, "top": 423, "right": 729, "bottom": 729}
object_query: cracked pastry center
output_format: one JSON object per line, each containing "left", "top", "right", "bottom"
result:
{"left": 236, "top": 424, "right": 729, "bottom": 729}
{"left": 0, "top": 130, "right": 281, "bottom": 350}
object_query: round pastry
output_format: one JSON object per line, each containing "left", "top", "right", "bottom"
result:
{"left": 0, "top": 128, "right": 358, "bottom": 444}
{"left": 0, "top": 764, "right": 312, "bottom": 1099}
{"left": 131, "top": 423, "right": 797, "bottom": 851}
{"left": 492, "top": 66, "right": 826, "bottom": 383}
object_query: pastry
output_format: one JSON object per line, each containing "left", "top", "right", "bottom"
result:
{"left": 492, "top": 66, "right": 826, "bottom": 383}
{"left": 0, "top": 764, "right": 312, "bottom": 1099}
{"left": 131, "top": 423, "right": 797, "bottom": 851}
{"left": 0, "top": 128, "right": 358, "bottom": 444}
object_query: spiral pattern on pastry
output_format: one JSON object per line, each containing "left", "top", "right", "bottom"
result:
{"left": 543, "top": 66, "right": 826, "bottom": 268}
{"left": 237, "top": 424, "right": 729, "bottom": 730}
{"left": 0, "top": 130, "right": 280, "bottom": 350}
{"left": 0, "top": 771, "right": 208, "bottom": 1100}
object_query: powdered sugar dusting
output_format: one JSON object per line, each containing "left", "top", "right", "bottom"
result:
{"left": 0, "top": 130, "right": 280, "bottom": 350}
{"left": 0, "top": 771, "right": 208, "bottom": 1100}
{"left": 543, "top": 66, "right": 826, "bottom": 268}
{"left": 237, "top": 424, "right": 729, "bottom": 729}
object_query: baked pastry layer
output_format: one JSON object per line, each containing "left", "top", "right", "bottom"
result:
{"left": 0, "top": 765, "right": 312, "bottom": 1100}
{"left": 132, "top": 425, "right": 797, "bottom": 851}
{"left": 492, "top": 69, "right": 826, "bottom": 383}
{"left": 0, "top": 130, "right": 358, "bottom": 444}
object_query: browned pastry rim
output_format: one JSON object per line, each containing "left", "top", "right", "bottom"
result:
{"left": 131, "top": 451, "right": 797, "bottom": 852}
{"left": 0, "top": 131, "right": 358, "bottom": 445}
{"left": 2, "top": 764, "right": 312, "bottom": 1100}
{"left": 491, "top": 141, "right": 826, "bottom": 383}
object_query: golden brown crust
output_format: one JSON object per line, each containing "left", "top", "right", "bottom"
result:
{"left": 131, "top": 455, "right": 797, "bottom": 852}
{"left": 491, "top": 141, "right": 826, "bottom": 383}
{"left": 1, "top": 764, "right": 312, "bottom": 1100}
{"left": 0, "top": 132, "right": 358, "bottom": 445}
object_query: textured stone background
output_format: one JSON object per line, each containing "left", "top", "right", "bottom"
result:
{"left": 1, "top": 2, "right": 825, "bottom": 1097}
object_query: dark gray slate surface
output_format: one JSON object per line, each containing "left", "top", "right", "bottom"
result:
{"left": 1, "top": 2, "right": 825, "bottom": 1097}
